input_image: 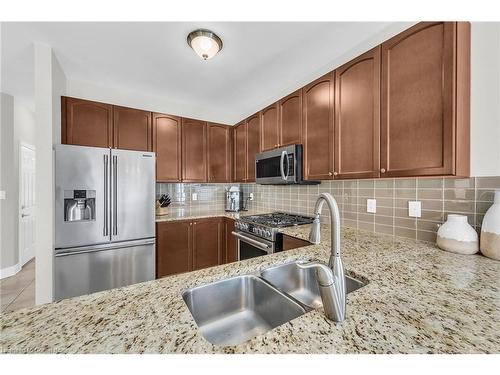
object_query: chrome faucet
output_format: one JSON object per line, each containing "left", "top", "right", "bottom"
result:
{"left": 298, "top": 192, "right": 346, "bottom": 323}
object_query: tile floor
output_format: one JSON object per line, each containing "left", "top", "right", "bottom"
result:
{"left": 1, "top": 259, "right": 35, "bottom": 313}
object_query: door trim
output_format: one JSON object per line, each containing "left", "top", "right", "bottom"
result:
{"left": 18, "top": 141, "right": 36, "bottom": 268}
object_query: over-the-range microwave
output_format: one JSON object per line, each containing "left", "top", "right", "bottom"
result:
{"left": 255, "top": 144, "right": 319, "bottom": 185}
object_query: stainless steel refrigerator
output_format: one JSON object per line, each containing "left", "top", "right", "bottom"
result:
{"left": 54, "top": 144, "right": 155, "bottom": 301}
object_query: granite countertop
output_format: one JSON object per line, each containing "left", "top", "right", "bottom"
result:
{"left": 1, "top": 225, "right": 499, "bottom": 353}
{"left": 154, "top": 208, "right": 267, "bottom": 222}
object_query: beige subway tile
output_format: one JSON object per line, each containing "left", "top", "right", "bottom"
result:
{"left": 420, "top": 199, "right": 443, "bottom": 211}
{"left": 358, "top": 180, "right": 374, "bottom": 189}
{"left": 395, "top": 178, "right": 417, "bottom": 189}
{"left": 444, "top": 178, "right": 475, "bottom": 189}
{"left": 344, "top": 211, "right": 357, "bottom": 220}
{"left": 358, "top": 213, "right": 375, "bottom": 223}
{"left": 417, "top": 189, "right": 442, "bottom": 200}
{"left": 375, "top": 189, "right": 393, "bottom": 198}
{"left": 444, "top": 188, "right": 475, "bottom": 201}
{"left": 444, "top": 200, "right": 474, "bottom": 213}
{"left": 376, "top": 206, "right": 394, "bottom": 216}
{"left": 358, "top": 221, "right": 375, "bottom": 232}
{"left": 396, "top": 189, "right": 416, "bottom": 199}
{"left": 344, "top": 181, "right": 357, "bottom": 189}
{"left": 358, "top": 188, "right": 375, "bottom": 197}
{"left": 375, "top": 215, "right": 393, "bottom": 226}
{"left": 344, "top": 203, "right": 357, "bottom": 213}
{"left": 394, "top": 227, "right": 416, "bottom": 240}
{"left": 417, "top": 230, "right": 437, "bottom": 243}
{"left": 395, "top": 198, "right": 411, "bottom": 208}
{"left": 343, "top": 219, "right": 357, "bottom": 229}
{"left": 375, "top": 179, "right": 394, "bottom": 189}
{"left": 475, "top": 176, "right": 500, "bottom": 189}
{"left": 476, "top": 189, "right": 496, "bottom": 202}
{"left": 376, "top": 197, "right": 394, "bottom": 207}
{"left": 417, "top": 178, "right": 443, "bottom": 189}
{"left": 417, "top": 220, "right": 441, "bottom": 232}
{"left": 375, "top": 224, "right": 394, "bottom": 235}
{"left": 421, "top": 210, "right": 445, "bottom": 222}
{"left": 395, "top": 207, "right": 409, "bottom": 218}
{"left": 476, "top": 201, "right": 493, "bottom": 215}
{"left": 394, "top": 217, "right": 416, "bottom": 229}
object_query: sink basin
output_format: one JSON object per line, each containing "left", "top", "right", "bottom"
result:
{"left": 182, "top": 275, "right": 306, "bottom": 346}
{"left": 260, "top": 261, "right": 366, "bottom": 309}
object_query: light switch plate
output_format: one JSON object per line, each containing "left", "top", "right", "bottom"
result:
{"left": 192, "top": 193, "right": 198, "bottom": 201}
{"left": 408, "top": 201, "right": 422, "bottom": 218}
{"left": 249, "top": 193, "right": 254, "bottom": 201}
{"left": 0, "top": 191, "right": 5, "bottom": 200}
{"left": 367, "top": 199, "right": 376, "bottom": 213}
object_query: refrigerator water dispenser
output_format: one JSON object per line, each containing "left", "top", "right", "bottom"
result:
{"left": 64, "top": 190, "right": 96, "bottom": 222}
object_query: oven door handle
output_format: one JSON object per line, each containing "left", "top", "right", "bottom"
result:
{"left": 232, "top": 231, "right": 271, "bottom": 252}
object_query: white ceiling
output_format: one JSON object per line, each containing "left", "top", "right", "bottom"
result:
{"left": 1, "top": 22, "right": 413, "bottom": 124}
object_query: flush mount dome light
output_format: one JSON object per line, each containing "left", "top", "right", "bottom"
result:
{"left": 187, "top": 29, "right": 223, "bottom": 60}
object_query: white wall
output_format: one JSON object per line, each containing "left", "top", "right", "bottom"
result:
{"left": 34, "top": 43, "right": 66, "bottom": 304}
{"left": 470, "top": 22, "right": 500, "bottom": 177}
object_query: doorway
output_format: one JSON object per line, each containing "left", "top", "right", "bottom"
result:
{"left": 19, "top": 143, "right": 36, "bottom": 266}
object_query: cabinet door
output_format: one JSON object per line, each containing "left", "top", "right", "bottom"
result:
{"left": 246, "top": 114, "right": 261, "bottom": 182}
{"left": 182, "top": 118, "right": 207, "bottom": 182}
{"left": 335, "top": 47, "right": 380, "bottom": 179}
{"left": 279, "top": 90, "right": 302, "bottom": 147}
{"left": 302, "top": 73, "right": 334, "bottom": 180}
{"left": 62, "top": 97, "right": 113, "bottom": 148}
{"left": 113, "top": 106, "right": 152, "bottom": 151}
{"left": 156, "top": 221, "right": 192, "bottom": 278}
{"left": 224, "top": 218, "right": 237, "bottom": 264}
{"left": 261, "top": 103, "right": 279, "bottom": 151}
{"left": 233, "top": 122, "right": 247, "bottom": 182}
{"left": 381, "top": 22, "right": 455, "bottom": 177}
{"left": 207, "top": 123, "right": 231, "bottom": 182}
{"left": 193, "top": 218, "right": 223, "bottom": 270}
{"left": 152, "top": 113, "right": 182, "bottom": 182}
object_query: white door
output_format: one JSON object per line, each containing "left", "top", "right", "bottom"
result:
{"left": 19, "top": 143, "right": 36, "bottom": 265}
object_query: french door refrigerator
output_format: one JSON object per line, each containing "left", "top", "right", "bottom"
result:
{"left": 54, "top": 144, "right": 155, "bottom": 301}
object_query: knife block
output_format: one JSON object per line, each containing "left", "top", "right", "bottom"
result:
{"left": 155, "top": 201, "right": 169, "bottom": 216}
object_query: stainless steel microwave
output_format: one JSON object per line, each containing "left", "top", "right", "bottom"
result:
{"left": 255, "top": 144, "right": 319, "bottom": 185}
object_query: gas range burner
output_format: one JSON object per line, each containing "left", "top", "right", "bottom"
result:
{"left": 242, "top": 212, "right": 315, "bottom": 228}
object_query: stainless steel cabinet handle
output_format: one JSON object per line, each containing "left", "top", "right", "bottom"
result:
{"left": 103, "top": 154, "right": 108, "bottom": 236}
{"left": 113, "top": 155, "right": 118, "bottom": 236}
{"left": 231, "top": 231, "right": 270, "bottom": 251}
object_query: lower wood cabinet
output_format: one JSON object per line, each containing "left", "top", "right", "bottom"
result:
{"left": 282, "top": 235, "right": 310, "bottom": 251}
{"left": 156, "top": 217, "right": 236, "bottom": 278}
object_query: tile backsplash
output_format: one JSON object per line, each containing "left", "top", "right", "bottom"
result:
{"left": 157, "top": 176, "right": 499, "bottom": 242}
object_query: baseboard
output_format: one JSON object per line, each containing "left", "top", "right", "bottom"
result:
{"left": 0, "top": 262, "right": 22, "bottom": 279}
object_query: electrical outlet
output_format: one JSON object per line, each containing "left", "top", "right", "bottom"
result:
{"left": 192, "top": 193, "right": 198, "bottom": 201}
{"left": 408, "top": 201, "right": 422, "bottom": 218}
{"left": 366, "top": 199, "right": 376, "bottom": 213}
{"left": 0, "top": 191, "right": 5, "bottom": 200}
{"left": 249, "top": 193, "right": 254, "bottom": 201}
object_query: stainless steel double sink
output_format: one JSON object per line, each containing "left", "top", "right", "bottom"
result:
{"left": 182, "top": 260, "right": 366, "bottom": 346}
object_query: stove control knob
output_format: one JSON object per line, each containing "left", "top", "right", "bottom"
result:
{"left": 257, "top": 228, "right": 262, "bottom": 236}
{"left": 265, "top": 230, "right": 271, "bottom": 238}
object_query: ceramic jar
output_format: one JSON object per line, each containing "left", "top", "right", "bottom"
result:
{"left": 437, "top": 214, "right": 479, "bottom": 255}
{"left": 480, "top": 190, "right": 500, "bottom": 261}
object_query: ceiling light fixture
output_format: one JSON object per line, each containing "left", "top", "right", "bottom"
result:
{"left": 187, "top": 29, "right": 223, "bottom": 60}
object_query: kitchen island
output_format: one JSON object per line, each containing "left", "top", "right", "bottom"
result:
{"left": 1, "top": 223, "right": 499, "bottom": 353}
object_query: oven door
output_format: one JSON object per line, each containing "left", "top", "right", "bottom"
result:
{"left": 232, "top": 231, "right": 274, "bottom": 261}
{"left": 255, "top": 145, "right": 297, "bottom": 185}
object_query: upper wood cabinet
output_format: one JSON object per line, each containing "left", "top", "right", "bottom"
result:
{"left": 335, "top": 47, "right": 381, "bottom": 179}
{"left": 381, "top": 22, "right": 470, "bottom": 177}
{"left": 302, "top": 73, "right": 335, "bottom": 181}
{"left": 156, "top": 220, "right": 192, "bottom": 278}
{"left": 62, "top": 97, "right": 113, "bottom": 148}
{"left": 233, "top": 122, "right": 247, "bottom": 182}
{"left": 113, "top": 106, "right": 152, "bottom": 151}
{"left": 153, "top": 113, "right": 182, "bottom": 182}
{"left": 192, "top": 218, "right": 223, "bottom": 271}
{"left": 261, "top": 103, "right": 279, "bottom": 151}
{"left": 207, "top": 123, "right": 231, "bottom": 182}
{"left": 279, "top": 90, "right": 302, "bottom": 147}
{"left": 182, "top": 118, "right": 207, "bottom": 182}
{"left": 246, "top": 113, "right": 261, "bottom": 182}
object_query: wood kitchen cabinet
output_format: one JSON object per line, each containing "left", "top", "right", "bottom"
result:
{"left": 156, "top": 220, "right": 192, "bottom": 278}
{"left": 152, "top": 113, "right": 182, "bottom": 182}
{"left": 302, "top": 73, "right": 335, "bottom": 181}
{"left": 233, "top": 122, "right": 247, "bottom": 182}
{"left": 279, "top": 90, "right": 302, "bottom": 147}
{"left": 182, "top": 118, "right": 207, "bottom": 182}
{"left": 282, "top": 235, "right": 310, "bottom": 251}
{"left": 113, "top": 106, "right": 152, "bottom": 151}
{"left": 192, "top": 218, "right": 223, "bottom": 270}
{"left": 224, "top": 218, "right": 237, "bottom": 263}
{"left": 156, "top": 218, "right": 227, "bottom": 278}
{"left": 334, "top": 47, "right": 381, "bottom": 179}
{"left": 261, "top": 103, "right": 279, "bottom": 151}
{"left": 246, "top": 113, "right": 261, "bottom": 182}
{"left": 62, "top": 97, "right": 113, "bottom": 148}
{"left": 207, "top": 123, "right": 232, "bottom": 182}
{"left": 380, "top": 22, "right": 470, "bottom": 177}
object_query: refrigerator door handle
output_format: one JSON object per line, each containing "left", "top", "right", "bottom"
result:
{"left": 112, "top": 155, "right": 118, "bottom": 236}
{"left": 55, "top": 238, "right": 156, "bottom": 257}
{"left": 103, "top": 154, "right": 109, "bottom": 237}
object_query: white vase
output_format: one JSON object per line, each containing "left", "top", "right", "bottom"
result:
{"left": 480, "top": 190, "right": 500, "bottom": 261}
{"left": 437, "top": 214, "right": 478, "bottom": 255}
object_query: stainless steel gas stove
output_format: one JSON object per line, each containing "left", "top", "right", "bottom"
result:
{"left": 233, "top": 212, "right": 314, "bottom": 261}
